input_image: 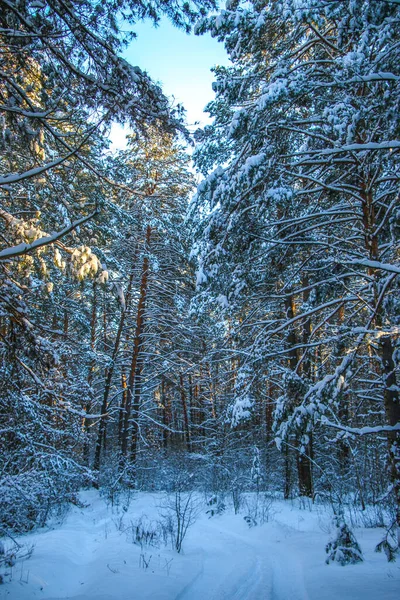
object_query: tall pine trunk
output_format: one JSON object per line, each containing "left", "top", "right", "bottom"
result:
{"left": 93, "top": 245, "right": 138, "bottom": 472}
{"left": 360, "top": 176, "right": 400, "bottom": 540}
{"left": 381, "top": 335, "right": 400, "bottom": 545}
{"left": 120, "top": 226, "right": 151, "bottom": 466}
{"left": 179, "top": 373, "right": 192, "bottom": 452}
{"left": 83, "top": 281, "right": 97, "bottom": 465}
{"left": 283, "top": 294, "right": 297, "bottom": 499}
{"left": 297, "top": 278, "right": 313, "bottom": 498}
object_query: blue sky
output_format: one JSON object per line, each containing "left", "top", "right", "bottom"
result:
{"left": 110, "top": 17, "right": 230, "bottom": 148}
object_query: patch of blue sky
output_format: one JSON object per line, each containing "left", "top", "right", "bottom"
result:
{"left": 110, "top": 17, "right": 230, "bottom": 149}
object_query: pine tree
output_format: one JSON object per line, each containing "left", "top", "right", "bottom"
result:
{"left": 192, "top": 0, "right": 400, "bottom": 526}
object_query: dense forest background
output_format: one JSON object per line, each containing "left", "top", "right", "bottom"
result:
{"left": 0, "top": 0, "right": 399, "bottom": 559}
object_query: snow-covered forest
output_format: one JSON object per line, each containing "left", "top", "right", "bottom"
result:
{"left": 0, "top": 1, "right": 400, "bottom": 598}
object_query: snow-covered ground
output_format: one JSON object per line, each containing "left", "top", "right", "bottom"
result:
{"left": 1, "top": 490, "right": 399, "bottom": 600}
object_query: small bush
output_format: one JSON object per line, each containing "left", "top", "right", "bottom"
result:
{"left": 206, "top": 494, "right": 226, "bottom": 518}
{"left": 375, "top": 520, "right": 399, "bottom": 562}
{"left": 0, "top": 539, "right": 34, "bottom": 584}
{"left": 0, "top": 458, "right": 87, "bottom": 533}
{"left": 159, "top": 491, "right": 200, "bottom": 553}
{"left": 98, "top": 458, "right": 134, "bottom": 509}
{"left": 243, "top": 493, "right": 275, "bottom": 527}
{"left": 130, "top": 515, "right": 161, "bottom": 548}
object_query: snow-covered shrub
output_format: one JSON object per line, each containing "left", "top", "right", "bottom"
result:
{"left": 0, "top": 458, "right": 87, "bottom": 533}
{"left": 158, "top": 490, "right": 200, "bottom": 553}
{"left": 133, "top": 449, "right": 205, "bottom": 493}
{"left": 0, "top": 540, "right": 33, "bottom": 584}
{"left": 203, "top": 455, "right": 237, "bottom": 495}
{"left": 231, "top": 484, "right": 244, "bottom": 515}
{"left": 375, "top": 521, "right": 399, "bottom": 562}
{"left": 0, "top": 326, "right": 91, "bottom": 535}
{"left": 250, "top": 446, "right": 263, "bottom": 492}
{"left": 113, "top": 513, "right": 162, "bottom": 548}
{"left": 243, "top": 514, "right": 257, "bottom": 528}
{"left": 129, "top": 515, "right": 162, "bottom": 549}
{"left": 98, "top": 457, "right": 134, "bottom": 509}
{"left": 243, "top": 493, "right": 275, "bottom": 527}
{"left": 206, "top": 494, "right": 226, "bottom": 518}
{"left": 325, "top": 516, "right": 363, "bottom": 565}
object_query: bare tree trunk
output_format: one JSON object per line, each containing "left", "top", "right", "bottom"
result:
{"left": 284, "top": 444, "right": 291, "bottom": 500}
{"left": 161, "top": 377, "right": 171, "bottom": 451}
{"left": 207, "top": 363, "right": 217, "bottom": 420}
{"left": 118, "top": 368, "right": 128, "bottom": 447}
{"left": 103, "top": 287, "right": 109, "bottom": 352}
{"left": 198, "top": 365, "right": 206, "bottom": 441}
{"left": 265, "top": 380, "right": 273, "bottom": 439}
{"left": 63, "top": 309, "right": 69, "bottom": 336}
{"left": 188, "top": 374, "right": 194, "bottom": 449}
{"left": 381, "top": 335, "right": 400, "bottom": 545}
{"left": 297, "top": 433, "right": 313, "bottom": 498}
{"left": 283, "top": 294, "right": 297, "bottom": 499}
{"left": 84, "top": 281, "right": 97, "bottom": 465}
{"left": 179, "top": 373, "right": 192, "bottom": 452}
{"left": 360, "top": 177, "right": 399, "bottom": 538}
{"left": 130, "top": 358, "right": 145, "bottom": 464}
{"left": 120, "top": 225, "right": 151, "bottom": 462}
{"left": 297, "top": 279, "right": 313, "bottom": 498}
{"left": 93, "top": 246, "right": 138, "bottom": 472}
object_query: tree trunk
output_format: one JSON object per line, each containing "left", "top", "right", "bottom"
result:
{"left": 188, "top": 374, "right": 194, "bottom": 449}
{"left": 93, "top": 246, "right": 138, "bottom": 472}
{"left": 297, "top": 433, "right": 313, "bottom": 498}
{"left": 83, "top": 281, "right": 97, "bottom": 465}
{"left": 283, "top": 294, "right": 297, "bottom": 499}
{"left": 297, "top": 279, "right": 313, "bottom": 498}
{"left": 179, "top": 373, "right": 192, "bottom": 452}
{"left": 130, "top": 358, "right": 145, "bottom": 464}
{"left": 120, "top": 225, "right": 151, "bottom": 462}
{"left": 360, "top": 177, "right": 399, "bottom": 536}
{"left": 161, "top": 377, "right": 171, "bottom": 451}
{"left": 381, "top": 334, "right": 400, "bottom": 545}
{"left": 63, "top": 309, "right": 69, "bottom": 336}
{"left": 118, "top": 368, "right": 128, "bottom": 447}
{"left": 284, "top": 444, "right": 291, "bottom": 500}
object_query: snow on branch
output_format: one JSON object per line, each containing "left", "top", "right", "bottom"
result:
{"left": 287, "top": 140, "right": 400, "bottom": 157}
{"left": 321, "top": 418, "right": 400, "bottom": 436}
{"left": 0, "top": 212, "right": 97, "bottom": 260}
{"left": 345, "top": 258, "right": 400, "bottom": 275}
{"left": 0, "top": 155, "right": 73, "bottom": 186}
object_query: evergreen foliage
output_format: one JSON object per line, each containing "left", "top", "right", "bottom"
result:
{"left": 326, "top": 516, "right": 363, "bottom": 566}
{"left": 0, "top": 0, "right": 399, "bottom": 566}
{"left": 191, "top": 0, "right": 400, "bottom": 546}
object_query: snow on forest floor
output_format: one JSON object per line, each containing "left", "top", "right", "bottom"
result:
{"left": 1, "top": 490, "right": 399, "bottom": 600}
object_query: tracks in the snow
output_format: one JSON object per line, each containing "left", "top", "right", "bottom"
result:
{"left": 175, "top": 518, "right": 311, "bottom": 600}
{"left": 175, "top": 522, "right": 303, "bottom": 600}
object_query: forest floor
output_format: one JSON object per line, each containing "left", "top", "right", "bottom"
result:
{"left": 0, "top": 490, "right": 399, "bottom": 600}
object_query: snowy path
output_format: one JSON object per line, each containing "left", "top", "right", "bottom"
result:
{"left": 175, "top": 523, "right": 309, "bottom": 600}
{"left": 175, "top": 527, "right": 274, "bottom": 600}
{"left": 1, "top": 492, "right": 399, "bottom": 600}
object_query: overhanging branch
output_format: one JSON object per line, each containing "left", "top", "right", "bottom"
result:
{"left": 0, "top": 211, "right": 97, "bottom": 260}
